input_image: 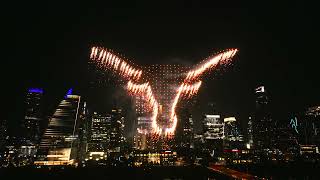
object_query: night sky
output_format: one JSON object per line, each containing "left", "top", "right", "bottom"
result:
{"left": 3, "top": 2, "right": 319, "bottom": 136}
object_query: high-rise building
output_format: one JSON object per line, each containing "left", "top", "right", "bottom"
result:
{"left": 247, "top": 117, "right": 253, "bottom": 149}
{"left": 203, "top": 114, "right": 224, "bottom": 157}
{"left": 223, "top": 117, "right": 244, "bottom": 149}
{"left": 301, "top": 106, "right": 320, "bottom": 146}
{"left": 203, "top": 115, "right": 224, "bottom": 140}
{"left": 36, "top": 89, "right": 82, "bottom": 166}
{"left": 253, "top": 86, "right": 273, "bottom": 150}
{"left": 88, "top": 112, "right": 111, "bottom": 151}
{"left": 109, "top": 108, "right": 125, "bottom": 152}
{"left": 23, "top": 88, "right": 44, "bottom": 143}
{"left": 175, "top": 109, "right": 194, "bottom": 148}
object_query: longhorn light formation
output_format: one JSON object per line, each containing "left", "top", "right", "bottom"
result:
{"left": 89, "top": 46, "right": 238, "bottom": 137}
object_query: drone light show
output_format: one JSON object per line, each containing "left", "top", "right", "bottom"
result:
{"left": 89, "top": 46, "right": 238, "bottom": 137}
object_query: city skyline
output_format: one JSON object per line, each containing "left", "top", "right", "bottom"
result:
{"left": 2, "top": 3, "right": 319, "bottom": 179}
{"left": 5, "top": 3, "right": 319, "bottom": 135}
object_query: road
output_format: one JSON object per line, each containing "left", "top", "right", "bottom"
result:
{"left": 208, "top": 165, "right": 260, "bottom": 179}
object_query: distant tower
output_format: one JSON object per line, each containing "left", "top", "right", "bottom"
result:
{"left": 253, "top": 86, "right": 273, "bottom": 151}
{"left": 24, "top": 88, "right": 44, "bottom": 144}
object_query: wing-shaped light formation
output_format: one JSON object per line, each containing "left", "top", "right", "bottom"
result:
{"left": 165, "top": 49, "right": 238, "bottom": 136}
{"left": 90, "top": 47, "right": 142, "bottom": 81}
{"left": 89, "top": 46, "right": 238, "bottom": 137}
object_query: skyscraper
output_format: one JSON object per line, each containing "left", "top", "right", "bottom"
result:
{"left": 203, "top": 114, "right": 224, "bottom": 156}
{"left": 302, "top": 106, "right": 320, "bottom": 146}
{"left": 253, "top": 86, "right": 273, "bottom": 151}
{"left": 176, "top": 109, "right": 194, "bottom": 148}
{"left": 36, "top": 89, "right": 82, "bottom": 166}
{"left": 223, "top": 117, "right": 244, "bottom": 149}
{"left": 88, "top": 112, "right": 111, "bottom": 151}
{"left": 23, "top": 88, "right": 44, "bottom": 143}
{"left": 203, "top": 115, "right": 224, "bottom": 140}
{"left": 109, "top": 108, "right": 125, "bottom": 152}
{"left": 247, "top": 117, "right": 253, "bottom": 149}
{"left": 86, "top": 112, "right": 111, "bottom": 160}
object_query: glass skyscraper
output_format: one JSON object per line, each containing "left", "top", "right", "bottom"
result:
{"left": 23, "top": 88, "right": 44, "bottom": 143}
{"left": 36, "top": 89, "right": 81, "bottom": 165}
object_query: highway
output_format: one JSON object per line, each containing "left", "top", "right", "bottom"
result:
{"left": 208, "top": 165, "right": 260, "bottom": 179}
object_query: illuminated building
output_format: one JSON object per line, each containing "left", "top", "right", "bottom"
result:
{"left": 23, "top": 88, "right": 44, "bottom": 143}
{"left": 133, "top": 150, "right": 177, "bottom": 166}
{"left": 203, "top": 115, "right": 224, "bottom": 140}
{"left": 175, "top": 109, "right": 194, "bottom": 148}
{"left": 223, "top": 117, "right": 244, "bottom": 150}
{"left": 247, "top": 117, "right": 253, "bottom": 149}
{"left": 301, "top": 106, "right": 320, "bottom": 146}
{"left": 36, "top": 89, "right": 82, "bottom": 166}
{"left": 299, "top": 145, "right": 319, "bottom": 155}
{"left": 272, "top": 126, "right": 299, "bottom": 160}
{"left": 203, "top": 114, "right": 224, "bottom": 157}
{"left": 109, "top": 108, "right": 125, "bottom": 152}
{"left": 88, "top": 112, "right": 111, "bottom": 157}
{"left": 253, "top": 86, "right": 274, "bottom": 150}
{"left": 87, "top": 112, "right": 111, "bottom": 159}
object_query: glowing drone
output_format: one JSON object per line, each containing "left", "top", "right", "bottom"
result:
{"left": 89, "top": 46, "right": 238, "bottom": 137}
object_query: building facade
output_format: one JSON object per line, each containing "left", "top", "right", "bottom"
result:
{"left": 36, "top": 90, "right": 82, "bottom": 166}
{"left": 23, "top": 88, "right": 44, "bottom": 144}
{"left": 253, "top": 86, "right": 274, "bottom": 151}
{"left": 223, "top": 117, "right": 244, "bottom": 150}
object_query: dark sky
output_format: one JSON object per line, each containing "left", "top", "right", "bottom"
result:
{"left": 3, "top": 1, "right": 319, "bottom": 135}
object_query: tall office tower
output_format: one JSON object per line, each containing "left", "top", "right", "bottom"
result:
{"left": 175, "top": 109, "right": 194, "bottom": 148}
{"left": 23, "top": 88, "right": 44, "bottom": 143}
{"left": 203, "top": 115, "right": 224, "bottom": 140}
{"left": 109, "top": 108, "right": 125, "bottom": 152}
{"left": 223, "top": 117, "right": 244, "bottom": 149}
{"left": 302, "top": 106, "right": 320, "bottom": 146}
{"left": 88, "top": 112, "right": 111, "bottom": 152}
{"left": 36, "top": 89, "right": 82, "bottom": 166}
{"left": 86, "top": 112, "right": 111, "bottom": 160}
{"left": 77, "top": 101, "right": 89, "bottom": 162}
{"left": 253, "top": 86, "right": 273, "bottom": 151}
{"left": 247, "top": 117, "right": 254, "bottom": 149}
{"left": 203, "top": 114, "right": 224, "bottom": 156}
